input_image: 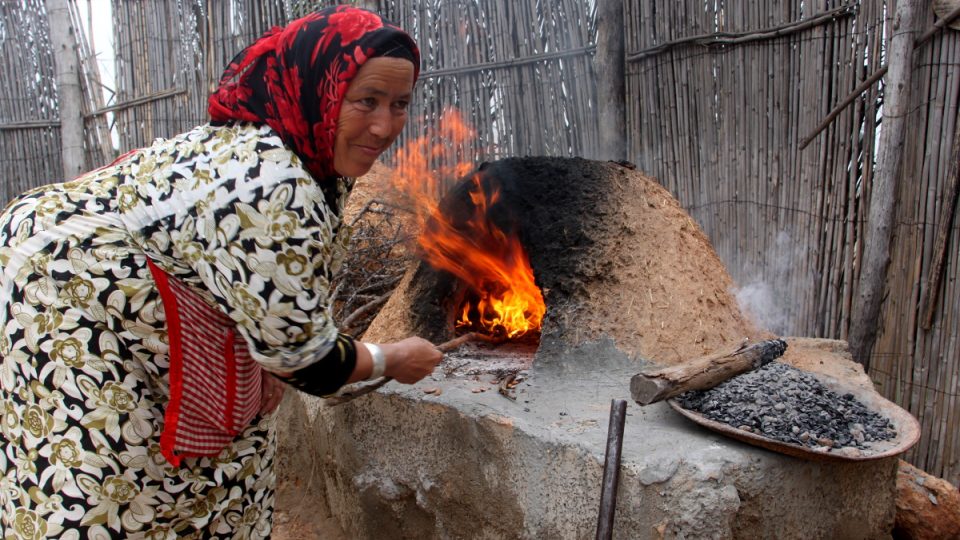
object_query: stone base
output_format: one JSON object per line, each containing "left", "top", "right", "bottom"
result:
{"left": 275, "top": 339, "right": 897, "bottom": 539}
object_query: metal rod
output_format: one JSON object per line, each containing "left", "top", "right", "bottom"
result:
{"left": 596, "top": 399, "right": 628, "bottom": 540}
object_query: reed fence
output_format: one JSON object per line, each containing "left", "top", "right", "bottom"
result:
{"left": 371, "top": 0, "right": 599, "bottom": 171}
{"left": 874, "top": 0, "right": 960, "bottom": 479}
{"left": 625, "top": 0, "right": 959, "bottom": 483}
{"left": 0, "top": 0, "right": 62, "bottom": 202}
{"left": 0, "top": 0, "right": 958, "bottom": 485}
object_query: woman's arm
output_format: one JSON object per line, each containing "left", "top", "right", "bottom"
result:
{"left": 128, "top": 124, "right": 439, "bottom": 394}
{"left": 350, "top": 337, "right": 443, "bottom": 384}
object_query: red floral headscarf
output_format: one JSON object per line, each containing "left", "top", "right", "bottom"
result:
{"left": 208, "top": 6, "right": 420, "bottom": 180}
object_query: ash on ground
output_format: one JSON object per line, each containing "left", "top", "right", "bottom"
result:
{"left": 677, "top": 362, "right": 896, "bottom": 450}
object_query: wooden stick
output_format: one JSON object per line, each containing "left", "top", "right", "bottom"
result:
{"left": 595, "top": 399, "right": 627, "bottom": 540}
{"left": 85, "top": 87, "right": 187, "bottom": 119}
{"left": 630, "top": 339, "right": 787, "bottom": 406}
{"left": 324, "top": 333, "right": 498, "bottom": 405}
{"left": 0, "top": 120, "right": 62, "bottom": 131}
{"left": 418, "top": 46, "right": 596, "bottom": 79}
{"left": 339, "top": 291, "right": 392, "bottom": 331}
{"left": 626, "top": 4, "right": 855, "bottom": 63}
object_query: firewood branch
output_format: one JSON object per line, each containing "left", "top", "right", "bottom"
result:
{"left": 630, "top": 339, "right": 787, "bottom": 405}
{"left": 331, "top": 198, "right": 413, "bottom": 336}
{"left": 340, "top": 291, "right": 393, "bottom": 332}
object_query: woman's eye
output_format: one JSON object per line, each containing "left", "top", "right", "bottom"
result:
{"left": 355, "top": 97, "right": 377, "bottom": 110}
{"left": 393, "top": 100, "right": 410, "bottom": 111}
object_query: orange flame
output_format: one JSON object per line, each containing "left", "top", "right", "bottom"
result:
{"left": 391, "top": 109, "right": 545, "bottom": 338}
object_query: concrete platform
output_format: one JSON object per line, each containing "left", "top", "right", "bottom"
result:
{"left": 275, "top": 339, "right": 897, "bottom": 539}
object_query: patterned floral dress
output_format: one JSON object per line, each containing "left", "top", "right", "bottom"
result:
{"left": 0, "top": 122, "right": 352, "bottom": 539}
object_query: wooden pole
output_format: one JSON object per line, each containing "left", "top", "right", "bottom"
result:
{"left": 595, "top": 399, "right": 627, "bottom": 540}
{"left": 849, "top": 0, "right": 922, "bottom": 370}
{"left": 46, "top": 0, "right": 86, "bottom": 178}
{"left": 85, "top": 87, "right": 187, "bottom": 118}
{"left": 594, "top": 0, "right": 626, "bottom": 161}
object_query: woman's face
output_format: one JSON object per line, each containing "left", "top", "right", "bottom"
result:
{"left": 334, "top": 56, "right": 415, "bottom": 177}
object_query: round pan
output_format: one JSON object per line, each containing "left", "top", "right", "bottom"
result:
{"left": 667, "top": 371, "right": 921, "bottom": 462}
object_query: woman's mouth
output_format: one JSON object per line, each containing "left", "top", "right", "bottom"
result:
{"left": 356, "top": 144, "right": 382, "bottom": 157}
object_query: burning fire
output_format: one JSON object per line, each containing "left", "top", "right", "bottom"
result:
{"left": 391, "top": 110, "right": 545, "bottom": 338}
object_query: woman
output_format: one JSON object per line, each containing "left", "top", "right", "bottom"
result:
{"left": 0, "top": 7, "right": 441, "bottom": 539}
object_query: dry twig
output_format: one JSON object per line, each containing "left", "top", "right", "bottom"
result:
{"left": 497, "top": 373, "right": 518, "bottom": 401}
{"left": 331, "top": 200, "right": 413, "bottom": 336}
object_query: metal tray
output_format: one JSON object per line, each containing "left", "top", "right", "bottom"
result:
{"left": 667, "top": 371, "right": 921, "bottom": 462}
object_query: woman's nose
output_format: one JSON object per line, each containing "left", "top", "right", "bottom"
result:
{"left": 368, "top": 108, "right": 392, "bottom": 138}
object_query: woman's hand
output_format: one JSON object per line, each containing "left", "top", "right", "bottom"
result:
{"left": 379, "top": 337, "right": 443, "bottom": 384}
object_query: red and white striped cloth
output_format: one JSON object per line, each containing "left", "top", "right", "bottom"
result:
{"left": 147, "top": 259, "right": 262, "bottom": 466}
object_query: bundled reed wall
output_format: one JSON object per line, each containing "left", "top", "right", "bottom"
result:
{"left": 0, "top": 0, "right": 63, "bottom": 203}
{"left": 109, "top": 0, "right": 290, "bottom": 151}
{"left": 368, "top": 0, "right": 600, "bottom": 177}
{"left": 626, "top": 1, "right": 880, "bottom": 341}
{"left": 1, "top": 0, "right": 958, "bottom": 484}
{"left": 873, "top": 1, "right": 960, "bottom": 483}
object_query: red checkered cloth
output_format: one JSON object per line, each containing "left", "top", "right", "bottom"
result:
{"left": 147, "top": 259, "right": 263, "bottom": 466}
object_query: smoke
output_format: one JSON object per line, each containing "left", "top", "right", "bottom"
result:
{"left": 733, "top": 230, "right": 806, "bottom": 336}
{"left": 735, "top": 280, "right": 790, "bottom": 336}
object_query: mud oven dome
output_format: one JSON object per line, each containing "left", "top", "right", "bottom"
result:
{"left": 276, "top": 157, "right": 900, "bottom": 540}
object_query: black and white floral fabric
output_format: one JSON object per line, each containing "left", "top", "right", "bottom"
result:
{"left": 0, "top": 122, "right": 351, "bottom": 538}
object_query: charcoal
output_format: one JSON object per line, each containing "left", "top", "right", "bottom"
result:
{"left": 677, "top": 362, "right": 896, "bottom": 450}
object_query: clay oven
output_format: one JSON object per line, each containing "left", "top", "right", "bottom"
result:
{"left": 365, "top": 156, "right": 765, "bottom": 364}
{"left": 276, "top": 157, "right": 900, "bottom": 539}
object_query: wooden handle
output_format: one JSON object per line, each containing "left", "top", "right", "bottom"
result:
{"left": 435, "top": 332, "right": 502, "bottom": 352}
{"left": 630, "top": 339, "right": 787, "bottom": 405}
